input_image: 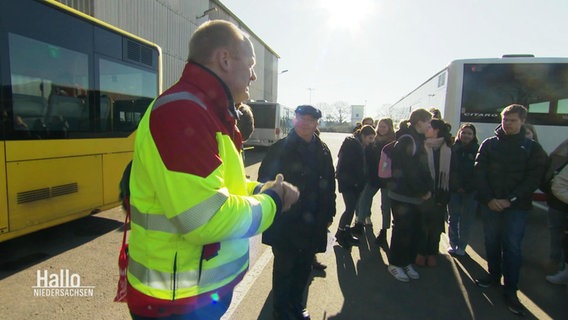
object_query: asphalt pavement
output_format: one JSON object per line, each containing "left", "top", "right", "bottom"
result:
{"left": 0, "top": 132, "right": 566, "bottom": 319}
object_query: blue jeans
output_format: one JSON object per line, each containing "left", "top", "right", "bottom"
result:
{"left": 447, "top": 192, "right": 477, "bottom": 250}
{"left": 356, "top": 183, "right": 391, "bottom": 229}
{"left": 547, "top": 206, "right": 567, "bottom": 264}
{"left": 481, "top": 205, "right": 528, "bottom": 294}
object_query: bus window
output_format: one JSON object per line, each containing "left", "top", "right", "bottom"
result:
{"left": 8, "top": 32, "right": 89, "bottom": 139}
{"left": 0, "top": 0, "right": 161, "bottom": 243}
{"left": 99, "top": 58, "right": 157, "bottom": 134}
{"left": 461, "top": 63, "right": 568, "bottom": 126}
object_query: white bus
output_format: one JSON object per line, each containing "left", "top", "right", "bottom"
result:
{"left": 389, "top": 55, "right": 568, "bottom": 153}
{"left": 244, "top": 101, "right": 294, "bottom": 147}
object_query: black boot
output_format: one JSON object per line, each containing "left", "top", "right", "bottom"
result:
{"left": 337, "top": 226, "right": 359, "bottom": 246}
{"left": 374, "top": 229, "right": 387, "bottom": 244}
{"left": 335, "top": 228, "right": 356, "bottom": 249}
{"left": 345, "top": 227, "right": 360, "bottom": 245}
{"left": 351, "top": 222, "right": 364, "bottom": 235}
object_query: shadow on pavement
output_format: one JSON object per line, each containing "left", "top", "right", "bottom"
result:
{"left": 0, "top": 214, "right": 123, "bottom": 280}
{"left": 326, "top": 211, "right": 566, "bottom": 320}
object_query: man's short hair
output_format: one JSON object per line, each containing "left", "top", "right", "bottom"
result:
{"left": 188, "top": 20, "right": 245, "bottom": 64}
{"left": 237, "top": 103, "right": 254, "bottom": 141}
{"left": 501, "top": 104, "right": 527, "bottom": 120}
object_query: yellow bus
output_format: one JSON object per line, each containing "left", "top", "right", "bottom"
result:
{"left": 0, "top": 0, "right": 162, "bottom": 242}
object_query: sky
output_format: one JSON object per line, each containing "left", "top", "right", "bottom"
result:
{"left": 221, "top": 0, "right": 568, "bottom": 117}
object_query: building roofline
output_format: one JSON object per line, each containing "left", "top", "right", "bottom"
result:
{"left": 212, "top": 0, "right": 280, "bottom": 58}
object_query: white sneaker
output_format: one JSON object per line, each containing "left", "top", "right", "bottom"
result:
{"left": 388, "top": 265, "right": 409, "bottom": 282}
{"left": 404, "top": 264, "right": 420, "bottom": 280}
{"left": 545, "top": 263, "right": 568, "bottom": 285}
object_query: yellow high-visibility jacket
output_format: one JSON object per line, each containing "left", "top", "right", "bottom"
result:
{"left": 127, "top": 62, "right": 280, "bottom": 317}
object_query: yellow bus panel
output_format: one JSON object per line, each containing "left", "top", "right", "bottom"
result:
{"left": 6, "top": 155, "right": 103, "bottom": 233}
{"left": 102, "top": 152, "right": 133, "bottom": 206}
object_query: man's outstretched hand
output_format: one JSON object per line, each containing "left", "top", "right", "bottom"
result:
{"left": 262, "top": 174, "right": 300, "bottom": 212}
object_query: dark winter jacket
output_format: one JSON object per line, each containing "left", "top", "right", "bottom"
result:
{"left": 546, "top": 160, "right": 568, "bottom": 212}
{"left": 336, "top": 135, "right": 366, "bottom": 193}
{"left": 365, "top": 139, "right": 392, "bottom": 188}
{"left": 259, "top": 129, "right": 336, "bottom": 253}
{"left": 450, "top": 140, "right": 479, "bottom": 194}
{"left": 474, "top": 125, "right": 548, "bottom": 210}
{"left": 388, "top": 126, "right": 433, "bottom": 204}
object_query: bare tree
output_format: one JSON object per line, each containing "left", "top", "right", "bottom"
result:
{"left": 332, "top": 101, "right": 350, "bottom": 124}
{"left": 315, "top": 102, "right": 332, "bottom": 122}
{"left": 374, "top": 103, "right": 392, "bottom": 119}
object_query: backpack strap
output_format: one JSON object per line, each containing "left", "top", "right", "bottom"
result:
{"left": 121, "top": 196, "right": 131, "bottom": 246}
{"left": 398, "top": 134, "right": 416, "bottom": 156}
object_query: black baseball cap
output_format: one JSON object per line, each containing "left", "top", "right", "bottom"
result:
{"left": 295, "top": 105, "right": 322, "bottom": 119}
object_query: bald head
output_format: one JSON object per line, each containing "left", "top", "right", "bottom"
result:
{"left": 187, "top": 20, "right": 257, "bottom": 104}
{"left": 188, "top": 20, "right": 246, "bottom": 64}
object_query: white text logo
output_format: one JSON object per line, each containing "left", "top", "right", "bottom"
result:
{"left": 32, "top": 269, "right": 94, "bottom": 297}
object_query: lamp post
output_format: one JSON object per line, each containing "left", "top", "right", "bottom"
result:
{"left": 307, "top": 87, "right": 315, "bottom": 104}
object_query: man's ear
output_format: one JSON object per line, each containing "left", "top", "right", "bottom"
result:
{"left": 214, "top": 48, "right": 232, "bottom": 73}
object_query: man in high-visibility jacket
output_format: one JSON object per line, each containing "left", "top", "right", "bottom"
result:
{"left": 126, "top": 20, "right": 298, "bottom": 319}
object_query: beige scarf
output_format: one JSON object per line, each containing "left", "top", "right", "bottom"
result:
{"left": 425, "top": 137, "right": 451, "bottom": 191}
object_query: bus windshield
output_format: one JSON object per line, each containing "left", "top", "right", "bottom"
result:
{"left": 251, "top": 103, "right": 277, "bottom": 129}
{"left": 461, "top": 63, "right": 568, "bottom": 125}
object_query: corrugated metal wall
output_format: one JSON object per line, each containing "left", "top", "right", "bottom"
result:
{"left": 56, "top": 0, "right": 278, "bottom": 101}
{"left": 58, "top": 0, "right": 93, "bottom": 15}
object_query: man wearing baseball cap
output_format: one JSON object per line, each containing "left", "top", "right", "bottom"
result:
{"left": 259, "top": 105, "right": 335, "bottom": 320}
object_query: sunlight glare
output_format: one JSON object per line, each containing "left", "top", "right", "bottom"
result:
{"left": 318, "top": 0, "right": 377, "bottom": 32}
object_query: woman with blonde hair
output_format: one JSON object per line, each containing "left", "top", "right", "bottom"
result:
{"left": 352, "top": 118, "right": 396, "bottom": 245}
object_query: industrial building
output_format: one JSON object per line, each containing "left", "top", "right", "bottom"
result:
{"left": 58, "top": 0, "right": 281, "bottom": 101}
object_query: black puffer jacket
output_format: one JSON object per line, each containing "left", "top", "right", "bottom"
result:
{"left": 336, "top": 135, "right": 366, "bottom": 193}
{"left": 258, "top": 129, "right": 336, "bottom": 253}
{"left": 365, "top": 139, "right": 392, "bottom": 188}
{"left": 450, "top": 140, "right": 479, "bottom": 193}
{"left": 388, "top": 126, "right": 433, "bottom": 204}
{"left": 474, "top": 125, "right": 548, "bottom": 210}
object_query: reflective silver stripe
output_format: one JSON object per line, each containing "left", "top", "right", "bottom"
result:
{"left": 128, "top": 250, "right": 249, "bottom": 290}
{"left": 152, "top": 92, "right": 207, "bottom": 111}
{"left": 196, "top": 252, "right": 248, "bottom": 286}
{"left": 129, "top": 256, "right": 192, "bottom": 290}
{"left": 244, "top": 197, "right": 263, "bottom": 237}
{"left": 131, "top": 190, "right": 229, "bottom": 234}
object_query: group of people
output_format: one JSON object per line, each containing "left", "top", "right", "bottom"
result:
{"left": 122, "top": 19, "right": 567, "bottom": 320}
{"left": 333, "top": 104, "right": 568, "bottom": 317}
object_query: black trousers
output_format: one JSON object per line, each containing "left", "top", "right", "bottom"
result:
{"left": 338, "top": 189, "right": 362, "bottom": 228}
{"left": 417, "top": 201, "right": 446, "bottom": 255}
{"left": 272, "top": 247, "right": 314, "bottom": 314}
{"left": 388, "top": 199, "right": 421, "bottom": 267}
